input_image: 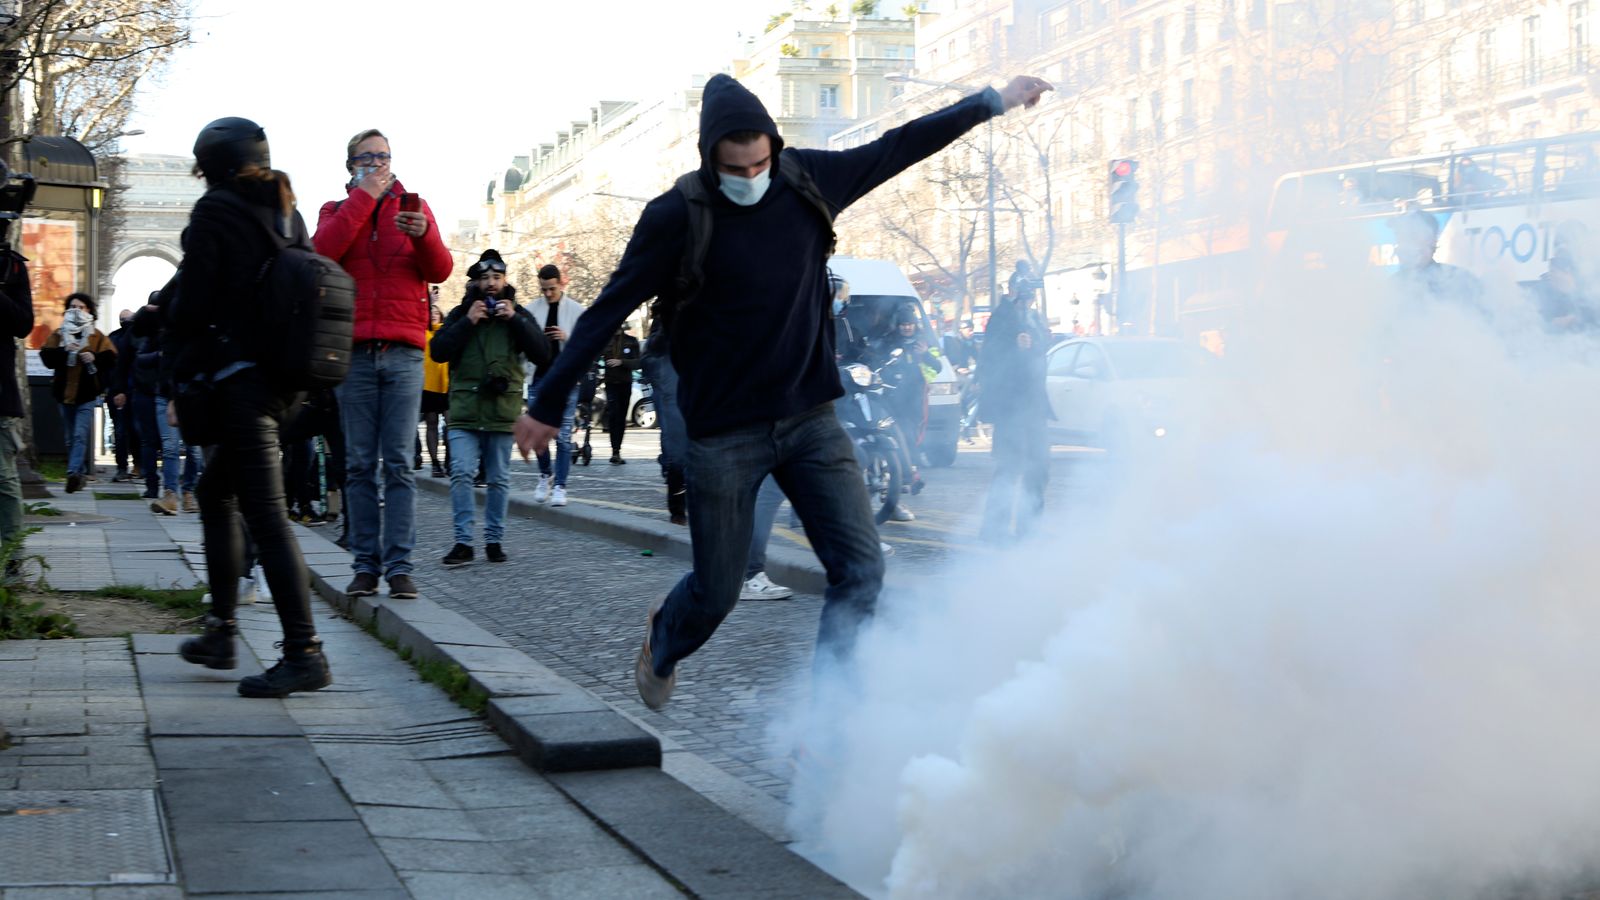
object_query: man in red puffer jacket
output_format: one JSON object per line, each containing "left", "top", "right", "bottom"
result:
{"left": 314, "top": 128, "right": 453, "bottom": 601}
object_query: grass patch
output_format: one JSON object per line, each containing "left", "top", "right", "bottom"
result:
{"left": 34, "top": 457, "right": 67, "bottom": 482}
{"left": 24, "top": 502, "right": 61, "bottom": 517}
{"left": 0, "top": 528, "right": 77, "bottom": 639}
{"left": 92, "top": 492, "right": 143, "bottom": 501}
{"left": 91, "top": 584, "right": 209, "bottom": 619}
{"left": 355, "top": 615, "right": 486, "bottom": 714}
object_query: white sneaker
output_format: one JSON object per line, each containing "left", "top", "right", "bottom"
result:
{"left": 533, "top": 475, "right": 551, "bottom": 503}
{"left": 740, "top": 571, "right": 794, "bottom": 601}
{"left": 251, "top": 564, "right": 272, "bottom": 601}
{"left": 550, "top": 485, "right": 568, "bottom": 507}
{"left": 236, "top": 576, "right": 257, "bottom": 605}
{"left": 879, "top": 541, "right": 896, "bottom": 557}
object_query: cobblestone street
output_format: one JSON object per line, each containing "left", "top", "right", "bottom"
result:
{"left": 406, "top": 431, "right": 1102, "bottom": 804}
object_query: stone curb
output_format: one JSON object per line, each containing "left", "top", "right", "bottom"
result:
{"left": 416, "top": 473, "right": 831, "bottom": 596}
{"left": 304, "top": 564, "right": 660, "bottom": 774}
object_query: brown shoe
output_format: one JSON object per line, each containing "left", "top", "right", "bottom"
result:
{"left": 344, "top": 572, "right": 380, "bottom": 597}
{"left": 634, "top": 595, "right": 676, "bottom": 710}
{"left": 181, "top": 492, "right": 199, "bottom": 514}
{"left": 151, "top": 490, "right": 178, "bottom": 516}
{"left": 387, "top": 574, "right": 418, "bottom": 599}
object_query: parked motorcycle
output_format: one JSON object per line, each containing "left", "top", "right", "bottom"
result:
{"left": 836, "top": 352, "right": 906, "bottom": 525}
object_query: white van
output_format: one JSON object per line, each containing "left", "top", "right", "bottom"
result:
{"left": 826, "top": 257, "right": 962, "bottom": 467}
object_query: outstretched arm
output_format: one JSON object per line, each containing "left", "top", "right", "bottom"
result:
{"left": 793, "top": 75, "right": 1052, "bottom": 212}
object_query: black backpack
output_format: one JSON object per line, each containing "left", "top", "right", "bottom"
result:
{"left": 214, "top": 192, "right": 356, "bottom": 390}
{"left": 661, "top": 153, "right": 837, "bottom": 328}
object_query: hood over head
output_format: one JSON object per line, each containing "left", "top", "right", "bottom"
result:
{"left": 696, "top": 74, "right": 783, "bottom": 187}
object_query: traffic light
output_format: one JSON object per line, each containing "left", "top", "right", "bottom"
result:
{"left": 1109, "top": 158, "right": 1140, "bottom": 225}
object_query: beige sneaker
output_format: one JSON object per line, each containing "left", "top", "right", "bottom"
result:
{"left": 181, "top": 492, "right": 199, "bottom": 514}
{"left": 151, "top": 490, "right": 178, "bottom": 516}
{"left": 634, "top": 595, "right": 676, "bottom": 710}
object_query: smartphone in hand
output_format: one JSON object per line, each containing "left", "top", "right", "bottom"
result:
{"left": 400, "top": 192, "right": 421, "bottom": 213}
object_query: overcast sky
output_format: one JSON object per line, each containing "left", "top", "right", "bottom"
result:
{"left": 122, "top": 0, "right": 769, "bottom": 233}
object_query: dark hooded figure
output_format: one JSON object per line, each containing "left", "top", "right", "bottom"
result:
{"left": 517, "top": 71, "right": 1053, "bottom": 710}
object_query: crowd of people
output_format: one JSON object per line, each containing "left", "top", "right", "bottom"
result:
{"left": 8, "top": 66, "right": 1057, "bottom": 709}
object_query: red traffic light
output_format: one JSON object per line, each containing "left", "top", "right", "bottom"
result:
{"left": 1113, "top": 160, "right": 1134, "bottom": 177}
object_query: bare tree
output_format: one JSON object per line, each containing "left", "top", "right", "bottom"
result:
{"left": 2, "top": 0, "right": 191, "bottom": 145}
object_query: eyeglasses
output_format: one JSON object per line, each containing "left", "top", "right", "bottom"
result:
{"left": 478, "top": 260, "right": 507, "bottom": 274}
{"left": 347, "top": 152, "right": 391, "bottom": 166}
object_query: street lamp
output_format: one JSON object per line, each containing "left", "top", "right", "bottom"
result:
{"left": 886, "top": 72, "right": 997, "bottom": 315}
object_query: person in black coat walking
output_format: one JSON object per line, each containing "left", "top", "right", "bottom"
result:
{"left": 977, "top": 288, "right": 1053, "bottom": 543}
{"left": 169, "top": 117, "right": 331, "bottom": 698}
{"left": 601, "top": 325, "right": 641, "bottom": 464}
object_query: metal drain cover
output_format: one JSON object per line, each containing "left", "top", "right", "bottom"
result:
{"left": 0, "top": 790, "right": 173, "bottom": 886}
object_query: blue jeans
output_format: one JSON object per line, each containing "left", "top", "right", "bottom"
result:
{"left": 156, "top": 397, "right": 203, "bottom": 493}
{"left": 337, "top": 344, "right": 424, "bottom": 578}
{"left": 59, "top": 400, "right": 98, "bottom": 476}
{"left": 446, "top": 429, "right": 513, "bottom": 544}
{"left": 745, "top": 476, "right": 785, "bottom": 579}
{"left": 528, "top": 376, "right": 578, "bottom": 487}
{"left": 650, "top": 403, "right": 884, "bottom": 677}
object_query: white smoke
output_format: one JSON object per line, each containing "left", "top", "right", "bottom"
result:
{"left": 787, "top": 261, "right": 1600, "bottom": 899}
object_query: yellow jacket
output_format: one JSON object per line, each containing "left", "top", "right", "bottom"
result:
{"left": 423, "top": 323, "right": 449, "bottom": 394}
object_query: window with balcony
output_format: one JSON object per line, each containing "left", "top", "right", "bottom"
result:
{"left": 884, "top": 44, "right": 902, "bottom": 58}
{"left": 1523, "top": 16, "right": 1542, "bottom": 85}
{"left": 1070, "top": 2, "right": 1085, "bottom": 29}
{"left": 1181, "top": 78, "right": 1196, "bottom": 130}
{"left": 1151, "top": 90, "right": 1164, "bottom": 141}
{"left": 1217, "top": 65, "right": 1234, "bottom": 123}
{"left": 1183, "top": 5, "right": 1197, "bottom": 53}
{"left": 1221, "top": 0, "right": 1237, "bottom": 38}
{"left": 1410, "top": 0, "right": 1425, "bottom": 24}
{"left": 1406, "top": 53, "right": 1420, "bottom": 120}
{"left": 1128, "top": 27, "right": 1141, "bottom": 71}
{"left": 1571, "top": 2, "right": 1589, "bottom": 69}
{"left": 1126, "top": 97, "right": 1140, "bottom": 139}
{"left": 810, "top": 44, "right": 833, "bottom": 58}
{"left": 820, "top": 84, "right": 840, "bottom": 111}
{"left": 1152, "top": 17, "right": 1167, "bottom": 64}
{"left": 1478, "top": 28, "right": 1495, "bottom": 89}
{"left": 1249, "top": 0, "right": 1265, "bottom": 30}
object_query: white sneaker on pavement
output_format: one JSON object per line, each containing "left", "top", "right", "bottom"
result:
{"left": 237, "top": 576, "right": 257, "bottom": 605}
{"left": 250, "top": 564, "right": 272, "bottom": 601}
{"left": 740, "top": 571, "right": 794, "bottom": 601}
{"left": 879, "top": 541, "right": 896, "bottom": 557}
{"left": 550, "top": 485, "right": 568, "bottom": 507}
{"left": 533, "top": 475, "right": 551, "bottom": 503}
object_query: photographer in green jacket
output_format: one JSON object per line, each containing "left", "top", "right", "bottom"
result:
{"left": 429, "top": 250, "right": 550, "bottom": 565}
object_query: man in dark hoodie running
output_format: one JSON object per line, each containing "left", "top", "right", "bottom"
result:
{"left": 517, "top": 72, "right": 1051, "bottom": 709}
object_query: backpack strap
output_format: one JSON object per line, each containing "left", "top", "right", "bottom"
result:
{"left": 778, "top": 153, "right": 838, "bottom": 257}
{"left": 669, "top": 172, "right": 715, "bottom": 317}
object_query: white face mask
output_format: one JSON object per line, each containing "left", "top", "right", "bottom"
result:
{"left": 718, "top": 168, "right": 771, "bottom": 207}
{"left": 63, "top": 309, "right": 91, "bottom": 329}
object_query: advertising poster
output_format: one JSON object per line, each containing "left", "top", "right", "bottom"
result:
{"left": 22, "top": 218, "right": 80, "bottom": 349}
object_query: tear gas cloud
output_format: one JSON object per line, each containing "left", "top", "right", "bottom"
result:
{"left": 785, "top": 244, "right": 1600, "bottom": 899}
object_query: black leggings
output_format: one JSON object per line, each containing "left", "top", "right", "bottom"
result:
{"left": 195, "top": 372, "right": 315, "bottom": 646}
{"left": 606, "top": 380, "right": 632, "bottom": 454}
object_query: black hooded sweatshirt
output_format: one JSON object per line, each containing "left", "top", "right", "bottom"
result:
{"left": 528, "top": 73, "right": 1001, "bottom": 439}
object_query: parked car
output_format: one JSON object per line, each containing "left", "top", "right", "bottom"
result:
{"left": 1043, "top": 337, "right": 1213, "bottom": 452}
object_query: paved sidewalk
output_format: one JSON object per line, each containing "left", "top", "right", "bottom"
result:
{"left": 0, "top": 485, "right": 855, "bottom": 898}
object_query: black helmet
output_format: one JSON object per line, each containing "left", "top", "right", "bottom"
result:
{"left": 193, "top": 117, "right": 270, "bottom": 183}
{"left": 894, "top": 301, "right": 919, "bottom": 328}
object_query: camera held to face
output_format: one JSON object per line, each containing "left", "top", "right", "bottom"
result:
{"left": 477, "top": 374, "right": 511, "bottom": 397}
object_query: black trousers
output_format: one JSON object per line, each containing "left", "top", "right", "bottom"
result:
{"left": 605, "top": 380, "right": 632, "bottom": 455}
{"left": 980, "top": 414, "right": 1049, "bottom": 541}
{"left": 195, "top": 371, "right": 316, "bottom": 646}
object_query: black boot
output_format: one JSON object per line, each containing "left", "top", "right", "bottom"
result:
{"left": 238, "top": 638, "right": 332, "bottom": 698}
{"left": 179, "top": 615, "right": 238, "bottom": 670}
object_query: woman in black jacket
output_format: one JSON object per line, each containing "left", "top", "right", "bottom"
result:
{"left": 169, "top": 117, "right": 331, "bottom": 698}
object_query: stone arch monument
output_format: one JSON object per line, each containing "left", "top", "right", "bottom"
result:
{"left": 102, "top": 153, "right": 204, "bottom": 308}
